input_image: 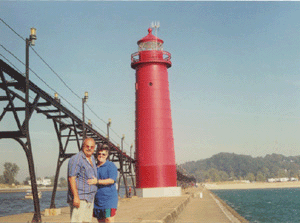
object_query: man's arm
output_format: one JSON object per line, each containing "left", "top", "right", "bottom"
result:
{"left": 87, "top": 177, "right": 114, "bottom": 185}
{"left": 69, "top": 176, "right": 80, "bottom": 208}
{"left": 98, "top": 178, "right": 115, "bottom": 185}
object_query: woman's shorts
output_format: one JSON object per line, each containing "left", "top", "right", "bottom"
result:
{"left": 93, "top": 208, "right": 117, "bottom": 219}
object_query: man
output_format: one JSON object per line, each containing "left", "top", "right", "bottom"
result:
{"left": 68, "top": 138, "right": 97, "bottom": 222}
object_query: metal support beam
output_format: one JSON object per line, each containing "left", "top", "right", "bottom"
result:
{"left": 0, "top": 70, "right": 24, "bottom": 133}
{"left": 0, "top": 131, "right": 25, "bottom": 138}
{"left": 118, "top": 152, "right": 129, "bottom": 198}
{"left": 0, "top": 59, "right": 137, "bottom": 213}
{"left": 36, "top": 109, "right": 60, "bottom": 113}
{"left": 13, "top": 137, "right": 41, "bottom": 222}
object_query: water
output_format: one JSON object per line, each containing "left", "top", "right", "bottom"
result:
{"left": 0, "top": 188, "right": 126, "bottom": 217}
{"left": 4, "top": 187, "right": 299, "bottom": 221}
{"left": 0, "top": 190, "right": 68, "bottom": 217}
{"left": 213, "top": 188, "right": 300, "bottom": 223}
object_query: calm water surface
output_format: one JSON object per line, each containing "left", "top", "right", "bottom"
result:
{"left": 0, "top": 188, "right": 126, "bottom": 217}
{"left": 213, "top": 188, "right": 300, "bottom": 223}
{"left": 3, "top": 187, "right": 299, "bottom": 222}
{"left": 0, "top": 190, "right": 68, "bottom": 217}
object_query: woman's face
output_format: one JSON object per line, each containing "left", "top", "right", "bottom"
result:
{"left": 97, "top": 150, "right": 108, "bottom": 164}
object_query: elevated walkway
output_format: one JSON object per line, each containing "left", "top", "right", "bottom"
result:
{"left": 0, "top": 187, "right": 248, "bottom": 222}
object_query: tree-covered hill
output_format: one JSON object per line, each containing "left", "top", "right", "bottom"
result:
{"left": 179, "top": 153, "right": 300, "bottom": 182}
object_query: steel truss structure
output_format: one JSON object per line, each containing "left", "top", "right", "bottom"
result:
{"left": 0, "top": 59, "right": 136, "bottom": 222}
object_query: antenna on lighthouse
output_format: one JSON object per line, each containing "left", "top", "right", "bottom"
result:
{"left": 151, "top": 21, "right": 160, "bottom": 37}
{"left": 151, "top": 21, "right": 160, "bottom": 50}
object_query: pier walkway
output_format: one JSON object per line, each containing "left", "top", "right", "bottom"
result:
{"left": 176, "top": 187, "right": 247, "bottom": 223}
{"left": 0, "top": 187, "right": 248, "bottom": 222}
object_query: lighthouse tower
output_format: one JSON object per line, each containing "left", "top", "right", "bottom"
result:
{"left": 131, "top": 28, "right": 181, "bottom": 197}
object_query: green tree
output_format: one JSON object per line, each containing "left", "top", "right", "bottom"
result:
{"left": 261, "top": 167, "right": 270, "bottom": 179}
{"left": 204, "top": 171, "right": 211, "bottom": 182}
{"left": 256, "top": 171, "right": 265, "bottom": 182}
{"left": 208, "top": 168, "right": 221, "bottom": 182}
{"left": 50, "top": 176, "right": 55, "bottom": 186}
{"left": 245, "top": 173, "right": 255, "bottom": 182}
{"left": 0, "top": 175, "right": 5, "bottom": 184}
{"left": 59, "top": 177, "right": 68, "bottom": 187}
{"left": 195, "top": 170, "right": 206, "bottom": 182}
{"left": 3, "top": 162, "right": 19, "bottom": 185}
{"left": 23, "top": 176, "right": 30, "bottom": 185}
{"left": 229, "top": 171, "right": 237, "bottom": 181}
{"left": 219, "top": 171, "right": 229, "bottom": 181}
{"left": 290, "top": 168, "right": 299, "bottom": 178}
{"left": 179, "top": 152, "right": 300, "bottom": 183}
{"left": 278, "top": 169, "right": 288, "bottom": 178}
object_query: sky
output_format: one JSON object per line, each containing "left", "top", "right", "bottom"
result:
{"left": 0, "top": 2, "right": 300, "bottom": 182}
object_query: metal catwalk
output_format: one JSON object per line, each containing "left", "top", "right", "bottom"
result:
{"left": 0, "top": 59, "right": 136, "bottom": 222}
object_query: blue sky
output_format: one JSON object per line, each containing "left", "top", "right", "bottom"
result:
{"left": 0, "top": 2, "right": 300, "bottom": 181}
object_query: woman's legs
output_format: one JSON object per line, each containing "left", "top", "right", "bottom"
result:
{"left": 105, "top": 217, "right": 114, "bottom": 222}
{"left": 97, "top": 217, "right": 114, "bottom": 222}
{"left": 96, "top": 208, "right": 116, "bottom": 222}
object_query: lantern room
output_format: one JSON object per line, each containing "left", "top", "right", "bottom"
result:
{"left": 131, "top": 28, "right": 171, "bottom": 69}
{"left": 137, "top": 28, "right": 164, "bottom": 51}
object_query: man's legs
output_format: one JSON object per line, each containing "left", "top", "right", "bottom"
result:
{"left": 70, "top": 200, "right": 94, "bottom": 223}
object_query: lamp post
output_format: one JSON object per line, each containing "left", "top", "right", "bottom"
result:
{"left": 121, "top": 134, "right": 125, "bottom": 152}
{"left": 54, "top": 93, "right": 60, "bottom": 103}
{"left": 54, "top": 93, "right": 61, "bottom": 121}
{"left": 82, "top": 91, "right": 88, "bottom": 140}
{"left": 25, "top": 27, "right": 41, "bottom": 222}
{"left": 50, "top": 92, "right": 63, "bottom": 209}
{"left": 130, "top": 143, "right": 133, "bottom": 158}
{"left": 25, "top": 28, "right": 37, "bottom": 135}
{"left": 107, "top": 118, "right": 111, "bottom": 143}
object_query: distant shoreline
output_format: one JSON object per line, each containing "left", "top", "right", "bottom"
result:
{"left": 0, "top": 186, "right": 67, "bottom": 193}
{"left": 204, "top": 181, "right": 300, "bottom": 190}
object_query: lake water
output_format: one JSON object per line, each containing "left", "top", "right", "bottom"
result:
{"left": 0, "top": 188, "right": 126, "bottom": 217}
{"left": 3, "top": 187, "right": 299, "bottom": 221}
{"left": 213, "top": 188, "right": 300, "bottom": 223}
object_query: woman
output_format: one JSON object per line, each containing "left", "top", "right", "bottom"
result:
{"left": 88, "top": 144, "right": 118, "bottom": 222}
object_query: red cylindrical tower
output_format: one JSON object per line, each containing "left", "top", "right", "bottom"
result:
{"left": 131, "top": 28, "right": 177, "bottom": 191}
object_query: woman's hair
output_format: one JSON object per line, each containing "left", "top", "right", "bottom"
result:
{"left": 95, "top": 143, "right": 110, "bottom": 157}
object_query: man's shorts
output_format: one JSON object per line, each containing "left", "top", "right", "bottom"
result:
{"left": 70, "top": 200, "right": 94, "bottom": 222}
{"left": 93, "top": 208, "right": 117, "bottom": 220}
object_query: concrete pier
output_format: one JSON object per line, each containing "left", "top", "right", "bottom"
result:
{"left": 0, "top": 186, "right": 248, "bottom": 222}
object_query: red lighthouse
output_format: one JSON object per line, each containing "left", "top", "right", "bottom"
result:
{"left": 131, "top": 28, "right": 181, "bottom": 197}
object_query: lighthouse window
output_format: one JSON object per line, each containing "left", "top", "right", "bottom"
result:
{"left": 149, "top": 82, "right": 153, "bottom": 86}
{"left": 138, "top": 41, "right": 163, "bottom": 51}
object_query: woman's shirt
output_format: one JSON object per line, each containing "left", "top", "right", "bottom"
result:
{"left": 94, "top": 160, "right": 118, "bottom": 209}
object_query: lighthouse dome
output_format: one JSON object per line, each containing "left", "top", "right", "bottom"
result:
{"left": 137, "top": 28, "right": 164, "bottom": 51}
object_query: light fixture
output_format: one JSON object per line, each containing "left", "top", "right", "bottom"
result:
{"left": 84, "top": 91, "right": 88, "bottom": 102}
{"left": 30, "top": 28, "right": 37, "bottom": 46}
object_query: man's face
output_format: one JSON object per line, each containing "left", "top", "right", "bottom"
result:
{"left": 83, "top": 139, "right": 95, "bottom": 158}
